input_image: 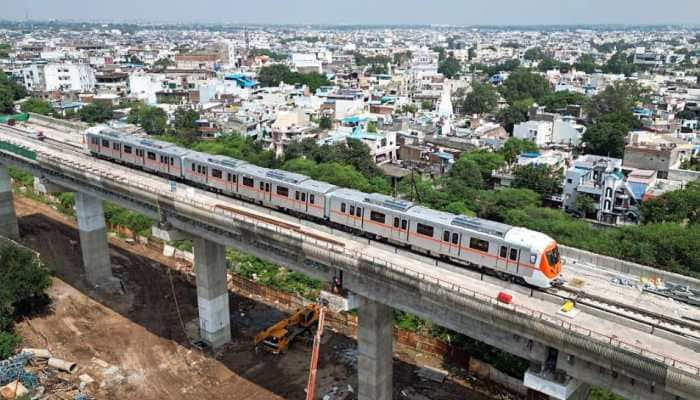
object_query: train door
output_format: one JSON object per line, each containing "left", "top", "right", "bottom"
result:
{"left": 300, "top": 192, "right": 308, "bottom": 213}
{"left": 508, "top": 247, "right": 520, "bottom": 275}
{"left": 390, "top": 216, "right": 403, "bottom": 242}
{"left": 264, "top": 181, "right": 271, "bottom": 202}
{"left": 497, "top": 245, "right": 509, "bottom": 271}
{"left": 440, "top": 230, "right": 461, "bottom": 257}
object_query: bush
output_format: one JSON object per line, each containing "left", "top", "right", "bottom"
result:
{"left": 0, "top": 331, "right": 20, "bottom": 359}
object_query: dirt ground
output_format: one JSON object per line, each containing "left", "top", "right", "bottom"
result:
{"left": 12, "top": 195, "right": 513, "bottom": 400}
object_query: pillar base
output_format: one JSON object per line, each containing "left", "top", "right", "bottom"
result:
{"left": 357, "top": 297, "right": 393, "bottom": 400}
{"left": 194, "top": 238, "right": 231, "bottom": 349}
{"left": 524, "top": 367, "right": 583, "bottom": 400}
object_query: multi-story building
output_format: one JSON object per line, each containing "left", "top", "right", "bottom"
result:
{"left": 513, "top": 120, "right": 553, "bottom": 147}
{"left": 562, "top": 155, "right": 639, "bottom": 224}
{"left": 623, "top": 131, "right": 692, "bottom": 179}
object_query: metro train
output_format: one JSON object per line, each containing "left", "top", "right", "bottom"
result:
{"left": 84, "top": 126, "right": 562, "bottom": 288}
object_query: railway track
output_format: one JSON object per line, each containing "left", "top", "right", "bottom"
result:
{"left": 4, "top": 123, "right": 700, "bottom": 343}
{"left": 552, "top": 285, "right": 700, "bottom": 340}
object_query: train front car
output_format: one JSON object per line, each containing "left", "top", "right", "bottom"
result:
{"left": 505, "top": 227, "right": 562, "bottom": 288}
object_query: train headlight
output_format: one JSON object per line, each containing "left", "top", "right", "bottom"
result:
{"left": 530, "top": 254, "right": 537, "bottom": 264}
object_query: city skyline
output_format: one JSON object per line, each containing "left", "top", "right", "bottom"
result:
{"left": 3, "top": 0, "right": 700, "bottom": 26}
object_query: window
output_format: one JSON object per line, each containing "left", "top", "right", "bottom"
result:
{"left": 124, "top": 145, "right": 132, "bottom": 154}
{"left": 212, "top": 169, "right": 222, "bottom": 179}
{"left": 147, "top": 152, "right": 156, "bottom": 160}
{"left": 401, "top": 220, "right": 407, "bottom": 230}
{"left": 277, "top": 186, "right": 289, "bottom": 197}
{"left": 91, "top": 137, "right": 98, "bottom": 145}
{"left": 232, "top": 175, "right": 237, "bottom": 183}
{"left": 197, "top": 165, "right": 201, "bottom": 173}
{"left": 356, "top": 207, "right": 362, "bottom": 217}
{"left": 310, "top": 194, "right": 315, "bottom": 204}
{"left": 500, "top": 246, "right": 508, "bottom": 258}
{"left": 227, "top": 173, "right": 232, "bottom": 182}
{"left": 259, "top": 182, "right": 264, "bottom": 191}
{"left": 452, "top": 233, "right": 459, "bottom": 245}
{"left": 469, "top": 238, "right": 489, "bottom": 252}
{"left": 417, "top": 223, "right": 434, "bottom": 237}
{"left": 265, "top": 183, "right": 270, "bottom": 192}
{"left": 102, "top": 139, "right": 109, "bottom": 147}
{"left": 566, "top": 178, "right": 572, "bottom": 184}
{"left": 510, "top": 248, "right": 519, "bottom": 261}
{"left": 170, "top": 157, "right": 174, "bottom": 165}
{"left": 243, "top": 177, "right": 254, "bottom": 187}
{"left": 301, "top": 193, "right": 306, "bottom": 202}
{"left": 341, "top": 203, "right": 346, "bottom": 213}
{"left": 370, "top": 211, "right": 385, "bottom": 224}
{"left": 350, "top": 205, "right": 355, "bottom": 215}
{"left": 295, "top": 191, "right": 300, "bottom": 200}
{"left": 443, "top": 230, "right": 450, "bottom": 242}
{"left": 394, "top": 217, "right": 400, "bottom": 228}
{"left": 113, "top": 143, "right": 120, "bottom": 150}
{"left": 191, "top": 163, "right": 196, "bottom": 171}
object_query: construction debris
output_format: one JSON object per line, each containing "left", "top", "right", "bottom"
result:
{"left": 0, "top": 380, "right": 28, "bottom": 399}
{"left": 643, "top": 281, "right": 700, "bottom": 306}
{"left": 416, "top": 365, "right": 448, "bottom": 383}
{"left": 48, "top": 358, "right": 78, "bottom": 374}
{"left": 20, "top": 349, "right": 51, "bottom": 359}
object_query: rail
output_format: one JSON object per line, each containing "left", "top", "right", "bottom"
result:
{"left": 1, "top": 132, "right": 699, "bottom": 377}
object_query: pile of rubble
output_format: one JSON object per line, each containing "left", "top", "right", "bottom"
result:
{"left": 0, "top": 349, "right": 91, "bottom": 400}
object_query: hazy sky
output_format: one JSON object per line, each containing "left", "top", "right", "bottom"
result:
{"left": 3, "top": 0, "right": 700, "bottom": 25}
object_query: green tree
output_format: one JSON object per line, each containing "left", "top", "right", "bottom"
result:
{"left": 574, "top": 194, "right": 598, "bottom": 217}
{"left": 448, "top": 157, "right": 484, "bottom": 191}
{"left": 20, "top": 97, "right": 53, "bottom": 115}
{"left": 0, "top": 71, "right": 27, "bottom": 114}
{"left": 78, "top": 102, "right": 114, "bottom": 123}
{"left": 366, "top": 121, "right": 378, "bottom": 133}
{"left": 524, "top": 47, "right": 545, "bottom": 61}
{"left": 640, "top": 183, "right": 700, "bottom": 225}
{"left": 0, "top": 243, "right": 51, "bottom": 331}
{"left": 459, "top": 150, "right": 506, "bottom": 181}
{"left": 421, "top": 100, "right": 433, "bottom": 110}
{"left": 476, "top": 188, "right": 541, "bottom": 221}
{"left": 463, "top": 82, "right": 498, "bottom": 115}
{"left": 318, "top": 115, "right": 332, "bottom": 129}
{"left": 0, "top": 43, "right": 11, "bottom": 58}
{"left": 586, "top": 80, "right": 648, "bottom": 123}
{"left": 574, "top": 54, "right": 598, "bottom": 74}
{"left": 438, "top": 56, "right": 462, "bottom": 79}
{"left": 512, "top": 164, "right": 563, "bottom": 198}
{"left": 0, "top": 331, "right": 20, "bottom": 360}
{"left": 540, "top": 91, "right": 588, "bottom": 113}
{"left": 581, "top": 121, "right": 628, "bottom": 158}
{"left": 153, "top": 57, "right": 174, "bottom": 71}
{"left": 677, "top": 109, "right": 697, "bottom": 120}
{"left": 499, "top": 69, "right": 552, "bottom": 103}
{"left": 499, "top": 137, "right": 539, "bottom": 164}
{"left": 128, "top": 104, "right": 168, "bottom": 135}
{"left": 257, "top": 64, "right": 330, "bottom": 92}
{"left": 496, "top": 98, "right": 533, "bottom": 133}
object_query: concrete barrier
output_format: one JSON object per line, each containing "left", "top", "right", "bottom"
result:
{"left": 560, "top": 245, "right": 700, "bottom": 291}
{"left": 27, "top": 112, "right": 87, "bottom": 133}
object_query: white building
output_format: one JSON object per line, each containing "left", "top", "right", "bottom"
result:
{"left": 43, "top": 63, "right": 95, "bottom": 93}
{"left": 513, "top": 121, "right": 553, "bottom": 147}
{"left": 552, "top": 116, "right": 586, "bottom": 146}
{"left": 290, "top": 53, "right": 322, "bottom": 74}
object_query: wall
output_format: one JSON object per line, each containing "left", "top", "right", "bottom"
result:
{"left": 27, "top": 113, "right": 87, "bottom": 133}
{"left": 668, "top": 168, "right": 700, "bottom": 183}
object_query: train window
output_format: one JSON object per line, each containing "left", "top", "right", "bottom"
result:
{"left": 191, "top": 163, "right": 196, "bottom": 172}
{"left": 443, "top": 230, "right": 450, "bottom": 242}
{"left": 147, "top": 152, "right": 156, "bottom": 160}
{"left": 394, "top": 217, "right": 400, "bottom": 228}
{"left": 295, "top": 191, "right": 300, "bottom": 200}
{"left": 341, "top": 203, "right": 346, "bottom": 213}
{"left": 265, "top": 183, "right": 270, "bottom": 192}
{"left": 401, "top": 220, "right": 407, "bottom": 230}
{"left": 510, "top": 248, "right": 519, "bottom": 261}
{"left": 124, "top": 145, "right": 132, "bottom": 154}
{"left": 113, "top": 143, "right": 120, "bottom": 150}
{"left": 243, "top": 177, "right": 254, "bottom": 187}
{"left": 301, "top": 193, "right": 306, "bottom": 202}
{"left": 277, "top": 186, "right": 289, "bottom": 197}
{"left": 349, "top": 205, "right": 355, "bottom": 215}
{"left": 170, "top": 157, "right": 174, "bottom": 165}
{"left": 212, "top": 169, "right": 222, "bottom": 179}
{"left": 310, "top": 194, "right": 315, "bottom": 204}
{"left": 500, "top": 246, "right": 508, "bottom": 258}
{"left": 452, "top": 233, "right": 459, "bottom": 245}
{"left": 356, "top": 207, "right": 362, "bottom": 217}
{"left": 259, "top": 182, "right": 264, "bottom": 190}
{"left": 91, "top": 137, "right": 99, "bottom": 145}
{"left": 232, "top": 175, "right": 237, "bottom": 183}
{"left": 370, "top": 211, "right": 385, "bottom": 224}
{"left": 417, "top": 223, "right": 434, "bottom": 237}
{"left": 102, "top": 139, "right": 109, "bottom": 147}
{"left": 227, "top": 173, "right": 231, "bottom": 182}
{"left": 469, "top": 238, "right": 489, "bottom": 252}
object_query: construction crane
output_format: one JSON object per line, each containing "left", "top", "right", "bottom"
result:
{"left": 305, "top": 306, "right": 326, "bottom": 400}
{"left": 254, "top": 304, "right": 320, "bottom": 354}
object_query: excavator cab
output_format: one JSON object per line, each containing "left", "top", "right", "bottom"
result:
{"left": 254, "top": 304, "right": 321, "bottom": 354}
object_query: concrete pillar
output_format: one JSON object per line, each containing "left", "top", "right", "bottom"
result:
{"left": 357, "top": 296, "right": 393, "bottom": 400}
{"left": 193, "top": 237, "right": 231, "bottom": 348}
{"left": 75, "top": 192, "right": 113, "bottom": 286}
{"left": 0, "top": 165, "right": 19, "bottom": 239}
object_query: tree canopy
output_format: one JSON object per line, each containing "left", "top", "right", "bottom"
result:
{"left": 257, "top": 64, "right": 330, "bottom": 92}
{"left": 580, "top": 120, "right": 629, "bottom": 158}
{"left": 0, "top": 71, "right": 26, "bottom": 114}
{"left": 540, "top": 91, "right": 588, "bottom": 113}
{"left": 128, "top": 103, "right": 168, "bottom": 135}
{"left": 78, "top": 102, "right": 114, "bottom": 123}
{"left": 20, "top": 97, "right": 53, "bottom": 115}
{"left": 438, "top": 56, "right": 462, "bottom": 79}
{"left": 499, "top": 69, "right": 552, "bottom": 103}
{"left": 462, "top": 82, "right": 498, "bottom": 115}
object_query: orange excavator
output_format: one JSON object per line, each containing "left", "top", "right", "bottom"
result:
{"left": 254, "top": 303, "right": 321, "bottom": 354}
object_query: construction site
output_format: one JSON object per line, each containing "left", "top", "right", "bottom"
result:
{"left": 2, "top": 194, "right": 520, "bottom": 400}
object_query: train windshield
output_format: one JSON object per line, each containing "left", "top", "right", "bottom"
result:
{"left": 546, "top": 246, "right": 560, "bottom": 266}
